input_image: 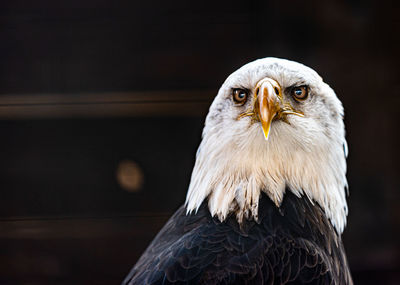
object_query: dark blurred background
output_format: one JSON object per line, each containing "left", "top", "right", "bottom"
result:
{"left": 0, "top": 0, "right": 399, "bottom": 284}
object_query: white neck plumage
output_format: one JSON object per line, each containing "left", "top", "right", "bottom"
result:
{"left": 185, "top": 117, "right": 348, "bottom": 234}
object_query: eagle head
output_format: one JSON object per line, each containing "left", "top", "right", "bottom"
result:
{"left": 186, "top": 58, "right": 348, "bottom": 233}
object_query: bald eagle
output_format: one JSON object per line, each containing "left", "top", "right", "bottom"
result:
{"left": 122, "top": 58, "right": 353, "bottom": 284}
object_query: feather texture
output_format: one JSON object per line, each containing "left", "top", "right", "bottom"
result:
{"left": 122, "top": 191, "right": 352, "bottom": 285}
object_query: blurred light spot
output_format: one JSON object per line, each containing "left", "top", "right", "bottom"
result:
{"left": 116, "top": 160, "right": 144, "bottom": 192}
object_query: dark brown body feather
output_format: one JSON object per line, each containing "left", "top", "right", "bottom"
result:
{"left": 122, "top": 191, "right": 352, "bottom": 285}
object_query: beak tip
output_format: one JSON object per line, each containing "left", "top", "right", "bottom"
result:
{"left": 261, "top": 124, "right": 271, "bottom": 141}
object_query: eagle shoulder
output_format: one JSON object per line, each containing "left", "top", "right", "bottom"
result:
{"left": 122, "top": 192, "right": 352, "bottom": 285}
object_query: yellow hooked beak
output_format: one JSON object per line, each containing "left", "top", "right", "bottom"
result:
{"left": 254, "top": 78, "right": 282, "bottom": 140}
{"left": 237, "top": 77, "right": 304, "bottom": 140}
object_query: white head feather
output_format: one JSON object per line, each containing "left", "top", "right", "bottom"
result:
{"left": 185, "top": 57, "right": 348, "bottom": 233}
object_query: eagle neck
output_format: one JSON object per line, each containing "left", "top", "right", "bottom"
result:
{"left": 185, "top": 121, "right": 348, "bottom": 234}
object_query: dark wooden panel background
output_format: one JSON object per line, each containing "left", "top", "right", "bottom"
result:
{"left": 0, "top": 0, "right": 399, "bottom": 284}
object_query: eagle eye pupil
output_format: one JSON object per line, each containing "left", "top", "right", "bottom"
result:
{"left": 292, "top": 86, "right": 308, "bottom": 100}
{"left": 233, "top": 89, "right": 248, "bottom": 105}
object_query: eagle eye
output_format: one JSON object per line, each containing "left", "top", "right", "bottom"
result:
{"left": 232, "top": 88, "right": 248, "bottom": 105}
{"left": 291, "top": 86, "right": 308, "bottom": 101}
